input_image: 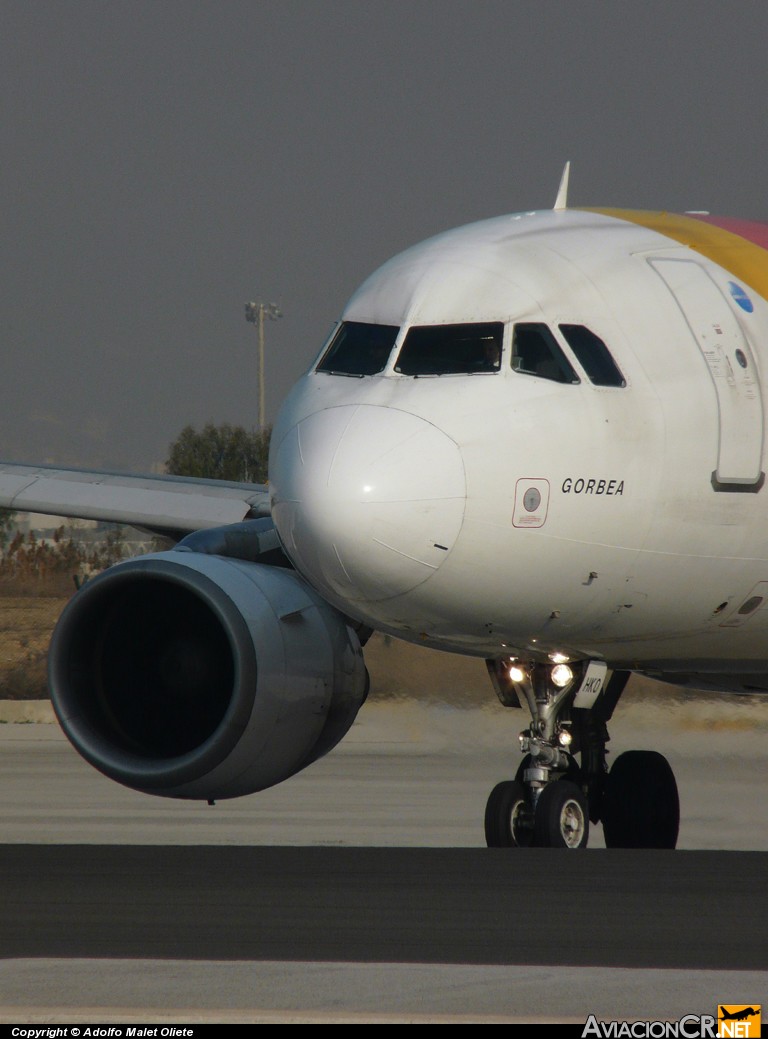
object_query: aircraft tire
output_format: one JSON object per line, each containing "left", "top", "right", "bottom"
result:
{"left": 484, "top": 780, "right": 533, "bottom": 847}
{"left": 533, "top": 780, "right": 589, "bottom": 848}
{"left": 602, "top": 750, "right": 679, "bottom": 849}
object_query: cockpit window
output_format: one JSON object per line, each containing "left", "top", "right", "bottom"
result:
{"left": 394, "top": 322, "right": 503, "bottom": 376}
{"left": 511, "top": 323, "right": 579, "bottom": 384}
{"left": 558, "top": 325, "right": 626, "bottom": 387}
{"left": 316, "top": 321, "right": 399, "bottom": 376}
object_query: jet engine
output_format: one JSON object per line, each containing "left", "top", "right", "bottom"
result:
{"left": 48, "top": 551, "right": 369, "bottom": 800}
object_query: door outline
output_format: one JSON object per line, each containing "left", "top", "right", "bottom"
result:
{"left": 649, "top": 258, "right": 764, "bottom": 490}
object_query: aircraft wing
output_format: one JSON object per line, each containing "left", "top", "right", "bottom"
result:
{"left": 0, "top": 461, "right": 270, "bottom": 537}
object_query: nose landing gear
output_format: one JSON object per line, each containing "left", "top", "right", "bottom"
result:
{"left": 484, "top": 659, "right": 679, "bottom": 849}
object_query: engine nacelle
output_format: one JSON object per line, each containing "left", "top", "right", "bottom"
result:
{"left": 49, "top": 551, "right": 369, "bottom": 799}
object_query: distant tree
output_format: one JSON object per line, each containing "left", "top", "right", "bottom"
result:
{"left": 0, "top": 522, "right": 129, "bottom": 583}
{"left": 166, "top": 423, "right": 271, "bottom": 483}
{"left": 92, "top": 525, "right": 127, "bottom": 569}
{"left": 0, "top": 509, "right": 16, "bottom": 552}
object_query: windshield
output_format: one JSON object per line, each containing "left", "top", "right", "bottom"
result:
{"left": 316, "top": 321, "right": 400, "bottom": 376}
{"left": 558, "top": 324, "right": 626, "bottom": 387}
{"left": 395, "top": 322, "right": 503, "bottom": 376}
{"left": 511, "top": 323, "right": 579, "bottom": 384}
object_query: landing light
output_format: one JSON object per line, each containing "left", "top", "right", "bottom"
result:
{"left": 549, "top": 651, "right": 570, "bottom": 664}
{"left": 551, "top": 663, "right": 573, "bottom": 688}
{"left": 509, "top": 665, "right": 526, "bottom": 683}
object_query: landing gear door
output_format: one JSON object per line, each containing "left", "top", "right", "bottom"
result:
{"left": 572, "top": 660, "right": 608, "bottom": 709}
{"left": 650, "top": 259, "right": 764, "bottom": 488}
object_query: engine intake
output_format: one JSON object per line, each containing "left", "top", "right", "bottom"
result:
{"left": 49, "top": 552, "right": 368, "bottom": 799}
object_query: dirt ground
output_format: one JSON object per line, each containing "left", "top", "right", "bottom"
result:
{"left": 0, "top": 592, "right": 69, "bottom": 699}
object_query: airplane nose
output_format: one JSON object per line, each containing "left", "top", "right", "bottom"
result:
{"left": 271, "top": 405, "right": 466, "bottom": 603}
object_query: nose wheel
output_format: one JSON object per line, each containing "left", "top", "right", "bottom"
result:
{"left": 534, "top": 780, "right": 589, "bottom": 848}
{"left": 485, "top": 774, "right": 590, "bottom": 848}
{"left": 484, "top": 780, "right": 533, "bottom": 847}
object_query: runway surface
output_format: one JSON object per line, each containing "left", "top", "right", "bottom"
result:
{"left": 3, "top": 843, "right": 766, "bottom": 968}
{"left": 2, "top": 697, "right": 768, "bottom": 1022}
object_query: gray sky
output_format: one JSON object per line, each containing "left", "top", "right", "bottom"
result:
{"left": 3, "top": 0, "right": 768, "bottom": 470}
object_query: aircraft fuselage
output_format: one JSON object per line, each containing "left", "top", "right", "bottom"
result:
{"left": 270, "top": 207, "right": 768, "bottom": 689}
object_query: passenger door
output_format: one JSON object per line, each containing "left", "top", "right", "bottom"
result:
{"left": 650, "top": 258, "right": 763, "bottom": 488}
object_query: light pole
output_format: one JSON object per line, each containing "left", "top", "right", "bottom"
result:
{"left": 244, "top": 300, "right": 282, "bottom": 428}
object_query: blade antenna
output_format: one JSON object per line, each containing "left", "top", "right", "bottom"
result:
{"left": 553, "top": 161, "right": 571, "bottom": 211}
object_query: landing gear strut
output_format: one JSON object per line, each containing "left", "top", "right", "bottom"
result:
{"left": 484, "top": 659, "right": 679, "bottom": 849}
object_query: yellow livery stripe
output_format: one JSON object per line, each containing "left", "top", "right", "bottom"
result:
{"left": 586, "top": 208, "right": 768, "bottom": 303}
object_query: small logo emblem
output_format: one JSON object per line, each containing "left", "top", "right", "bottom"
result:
{"left": 512, "top": 479, "right": 550, "bottom": 528}
{"left": 728, "top": 281, "right": 754, "bottom": 313}
{"left": 523, "top": 487, "right": 541, "bottom": 512}
{"left": 717, "top": 1004, "right": 761, "bottom": 1038}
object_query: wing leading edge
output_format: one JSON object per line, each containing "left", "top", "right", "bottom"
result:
{"left": 0, "top": 461, "right": 270, "bottom": 538}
